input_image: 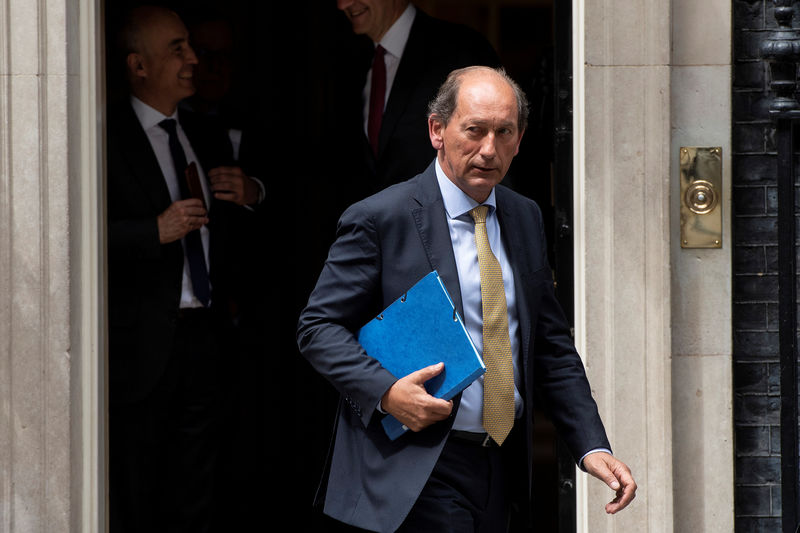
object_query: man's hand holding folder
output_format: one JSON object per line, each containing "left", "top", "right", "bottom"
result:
{"left": 380, "top": 362, "right": 454, "bottom": 432}
{"left": 357, "top": 271, "right": 485, "bottom": 440}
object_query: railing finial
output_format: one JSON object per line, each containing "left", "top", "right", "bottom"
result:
{"left": 762, "top": 0, "right": 800, "bottom": 114}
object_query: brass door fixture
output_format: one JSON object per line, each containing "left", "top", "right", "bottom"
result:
{"left": 679, "top": 147, "right": 722, "bottom": 248}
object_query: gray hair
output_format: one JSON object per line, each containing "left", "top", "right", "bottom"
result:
{"left": 427, "top": 66, "right": 529, "bottom": 132}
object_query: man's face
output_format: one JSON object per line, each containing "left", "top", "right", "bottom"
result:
{"left": 131, "top": 11, "right": 198, "bottom": 113}
{"left": 337, "top": 0, "right": 406, "bottom": 42}
{"left": 429, "top": 72, "right": 524, "bottom": 203}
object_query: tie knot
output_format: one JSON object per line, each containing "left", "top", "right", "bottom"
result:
{"left": 158, "top": 118, "right": 178, "bottom": 136}
{"left": 374, "top": 44, "right": 386, "bottom": 60}
{"left": 469, "top": 205, "right": 489, "bottom": 225}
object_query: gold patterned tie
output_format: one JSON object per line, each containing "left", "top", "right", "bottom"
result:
{"left": 469, "top": 205, "right": 515, "bottom": 445}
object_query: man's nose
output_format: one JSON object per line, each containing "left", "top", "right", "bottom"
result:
{"left": 479, "top": 134, "right": 497, "bottom": 158}
{"left": 337, "top": 0, "right": 354, "bottom": 11}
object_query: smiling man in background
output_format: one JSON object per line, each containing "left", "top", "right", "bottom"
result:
{"left": 333, "top": 0, "right": 501, "bottom": 196}
{"left": 106, "top": 6, "right": 263, "bottom": 532}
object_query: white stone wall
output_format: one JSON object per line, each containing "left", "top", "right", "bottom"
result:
{"left": 669, "top": 0, "right": 735, "bottom": 530}
{"left": 1, "top": 0, "right": 71, "bottom": 529}
{"left": 576, "top": 0, "right": 734, "bottom": 531}
{"left": 0, "top": 0, "right": 735, "bottom": 530}
{"left": 0, "top": 0, "right": 103, "bottom": 531}
{"left": 575, "top": 0, "right": 674, "bottom": 528}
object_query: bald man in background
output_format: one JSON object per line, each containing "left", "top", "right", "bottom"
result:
{"left": 107, "top": 6, "right": 264, "bottom": 532}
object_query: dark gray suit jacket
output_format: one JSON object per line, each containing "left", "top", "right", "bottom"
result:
{"left": 107, "top": 101, "right": 253, "bottom": 404}
{"left": 296, "top": 162, "right": 610, "bottom": 532}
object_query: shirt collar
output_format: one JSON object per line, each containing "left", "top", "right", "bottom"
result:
{"left": 434, "top": 158, "right": 497, "bottom": 219}
{"left": 377, "top": 3, "right": 415, "bottom": 59}
{"left": 130, "top": 95, "right": 179, "bottom": 131}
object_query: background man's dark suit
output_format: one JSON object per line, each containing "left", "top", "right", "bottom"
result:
{"left": 107, "top": 102, "right": 249, "bottom": 403}
{"left": 327, "top": 7, "right": 501, "bottom": 208}
{"left": 297, "top": 163, "right": 611, "bottom": 532}
{"left": 364, "top": 9, "right": 500, "bottom": 192}
{"left": 107, "top": 101, "right": 254, "bottom": 531}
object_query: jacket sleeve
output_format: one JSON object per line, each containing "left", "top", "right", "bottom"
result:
{"left": 296, "top": 201, "right": 398, "bottom": 427}
{"left": 527, "top": 208, "right": 611, "bottom": 463}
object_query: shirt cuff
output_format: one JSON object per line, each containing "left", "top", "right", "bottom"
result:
{"left": 579, "top": 448, "right": 612, "bottom": 471}
{"left": 376, "top": 399, "right": 387, "bottom": 414}
{"left": 251, "top": 176, "right": 266, "bottom": 205}
{"left": 239, "top": 176, "right": 265, "bottom": 212}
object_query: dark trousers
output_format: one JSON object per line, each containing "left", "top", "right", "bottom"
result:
{"left": 110, "top": 309, "right": 222, "bottom": 533}
{"left": 396, "top": 431, "right": 525, "bottom": 533}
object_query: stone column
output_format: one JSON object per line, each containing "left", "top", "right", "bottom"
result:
{"left": 670, "top": 0, "right": 734, "bottom": 533}
{"left": 576, "top": 0, "right": 674, "bottom": 530}
{"left": 670, "top": 0, "right": 735, "bottom": 530}
{"left": 0, "top": 0, "right": 104, "bottom": 531}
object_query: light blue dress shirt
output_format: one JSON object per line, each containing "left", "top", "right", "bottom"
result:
{"left": 434, "top": 160, "right": 524, "bottom": 432}
{"left": 435, "top": 160, "right": 610, "bottom": 465}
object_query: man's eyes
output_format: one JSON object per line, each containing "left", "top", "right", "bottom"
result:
{"left": 465, "top": 126, "right": 514, "bottom": 136}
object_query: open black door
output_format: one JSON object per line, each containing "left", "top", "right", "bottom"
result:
{"left": 551, "top": 0, "right": 578, "bottom": 531}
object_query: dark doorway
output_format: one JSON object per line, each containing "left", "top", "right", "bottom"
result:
{"left": 414, "top": 3, "right": 577, "bottom": 532}
{"left": 103, "top": 1, "right": 574, "bottom": 531}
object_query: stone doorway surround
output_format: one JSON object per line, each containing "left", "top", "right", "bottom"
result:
{"left": 0, "top": 0, "right": 105, "bottom": 531}
{"left": 0, "top": 0, "right": 734, "bottom": 531}
{"left": 573, "top": 0, "right": 733, "bottom": 531}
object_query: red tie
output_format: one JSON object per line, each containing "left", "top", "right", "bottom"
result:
{"left": 367, "top": 45, "right": 386, "bottom": 156}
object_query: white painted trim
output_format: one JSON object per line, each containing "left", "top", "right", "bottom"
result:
{"left": 75, "top": 0, "right": 105, "bottom": 530}
{"left": 571, "top": 0, "right": 590, "bottom": 531}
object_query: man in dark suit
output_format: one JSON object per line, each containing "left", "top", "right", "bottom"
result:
{"left": 333, "top": 0, "right": 501, "bottom": 198}
{"left": 106, "top": 6, "right": 263, "bottom": 532}
{"left": 297, "top": 66, "right": 636, "bottom": 532}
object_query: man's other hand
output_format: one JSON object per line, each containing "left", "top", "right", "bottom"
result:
{"left": 380, "top": 362, "right": 453, "bottom": 432}
{"left": 208, "top": 166, "right": 260, "bottom": 205}
{"left": 583, "top": 451, "right": 637, "bottom": 514}
{"left": 157, "top": 198, "right": 208, "bottom": 244}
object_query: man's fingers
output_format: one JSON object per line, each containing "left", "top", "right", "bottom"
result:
{"left": 210, "top": 177, "right": 239, "bottom": 189}
{"left": 605, "top": 466, "right": 636, "bottom": 514}
{"left": 380, "top": 363, "right": 452, "bottom": 432}
{"left": 174, "top": 198, "right": 205, "bottom": 209}
{"left": 584, "top": 452, "right": 618, "bottom": 487}
{"left": 157, "top": 200, "right": 209, "bottom": 243}
{"left": 600, "top": 467, "right": 621, "bottom": 491}
{"left": 208, "top": 168, "right": 245, "bottom": 185}
{"left": 409, "top": 362, "right": 445, "bottom": 384}
{"left": 208, "top": 165, "right": 241, "bottom": 177}
{"left": 179, "top": 206, "right": 208, "bottom": 217}
{"left": 583, "top": 452, "right": 637, "bottom": 514}
{"left": 208, "top": 168, "right": 259, "bottom": 206}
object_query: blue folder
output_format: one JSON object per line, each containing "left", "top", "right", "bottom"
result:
{"left": 357, "top": 271, "right": 486, "bottom": 440}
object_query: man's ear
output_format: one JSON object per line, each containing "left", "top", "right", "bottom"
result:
{"left": 513, "top": 128, "right": 525, "bottom": 156}
{"left": 126, "top": 52, "right": 146, "bottom": 79}
{"left": 428, "top": 115, "right": 444, "bottom": 150}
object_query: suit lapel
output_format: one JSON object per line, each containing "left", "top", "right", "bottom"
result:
{"left": 115, "top": 103, "right": 172, "bottom": 212}
{"left": 377, "top": 12, "right": 429, "bottom": 158}
{"left": 409, "top": 165, "right": 466, "bottom": 415}
{"left": 409, "top": 165, "right": 463, "bottom": 318}
{"left": 495, "top": 187, "right": 533, "bottom": 365}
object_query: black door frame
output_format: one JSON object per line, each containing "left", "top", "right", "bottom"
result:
{"left": 551, "top": 0, "right": 577, "bottom": 531}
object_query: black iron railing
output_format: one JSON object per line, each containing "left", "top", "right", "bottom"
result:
{"left": 761, "top": 2, "right": 800, "bottom": 532}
